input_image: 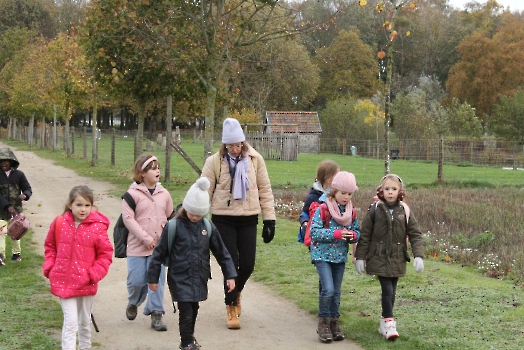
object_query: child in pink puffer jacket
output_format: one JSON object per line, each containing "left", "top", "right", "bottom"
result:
{"left": 43, "top": 185, "right": 113, "bottom": 350}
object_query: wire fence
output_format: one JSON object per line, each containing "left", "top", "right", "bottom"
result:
{"left": 2, "top": 125, "right": 524, "bottom": 168}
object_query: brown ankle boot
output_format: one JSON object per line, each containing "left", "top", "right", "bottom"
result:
{"left": 226, "top": 305, "right": 240, "bottom": 329}
{"left": 330, "top": 317, "right": 345, "bottom": 341}
{"left": 317, "top": 317, "right": 332, "bottom": 343}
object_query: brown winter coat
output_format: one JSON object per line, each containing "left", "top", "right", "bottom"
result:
{"left": 201, "top": 145, "right": 276, "bottom": 221}
{"left": 355, "top": 201, "right": 424, "bottom": 277}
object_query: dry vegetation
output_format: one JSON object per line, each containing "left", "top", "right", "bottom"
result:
{"left": 274, "top": 187, "right": 524, "bottom": 284}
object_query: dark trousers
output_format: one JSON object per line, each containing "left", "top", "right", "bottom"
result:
{"left": 378, "top": 276, "right": 399, "bottom": 318}
{"left": 212, "top": 214, "right": 258, "bottom": 305}
{"left": 178, "top": 301, "right": 199, "bottom": 347}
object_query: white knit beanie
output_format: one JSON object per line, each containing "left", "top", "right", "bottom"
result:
{"left": 183, "top": 177, "right": 211, "bottom": 216}
{"left": 222, "top": 118, "right": 245, "bottom": 144}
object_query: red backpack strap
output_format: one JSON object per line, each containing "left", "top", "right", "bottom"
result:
{"left": 319, "top": 203, "right": 331, "bottom": 228}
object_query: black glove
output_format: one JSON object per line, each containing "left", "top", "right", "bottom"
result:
{"left": 262, "top": 220, "right": 275, "bottom": 244}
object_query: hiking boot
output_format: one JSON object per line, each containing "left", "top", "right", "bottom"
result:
{"left": 126, "top": 303, "right": 137, "bottom": 320}
{"left": 0, "top": 253, "right": 5, "bottom": 266}
{"left": 379, "top": 317, "right": 399, "bottom": 341}
{"left": 330, "top": 317, "right": 345, "bottom": 341}
{"left": 226, "top": 305, "right": 240, "bottom": 329}
{"left": 236, "top": 292, "right": 242, "bottom": 316}
{"left": 10, "top": 253, "right": 21, "bottom": 262}
{"left": 151, "top": 311, "right": 167, "bottom": 331}
{"left": 317, "top": 317, "right": 333, "bottom": 343}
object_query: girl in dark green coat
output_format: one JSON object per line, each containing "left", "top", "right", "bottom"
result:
{"left": 354, "top": 174, "right": 424, "bottom": 341}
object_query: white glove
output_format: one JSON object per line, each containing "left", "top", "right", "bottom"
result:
{"left": 414, "top": 257, "right": 424, "bottom": 273}
{"left": 355, "top": 260, "right": 366, "bottom": 275}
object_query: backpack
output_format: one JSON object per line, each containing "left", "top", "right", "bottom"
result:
{"left": 113, "top": 192, "right": 136, "bottom": 258}
{"left": 303, "top": 202, "right": 331, "bottom": 247}
{"left": 163, "top": 218, "right": 212, "bottom": 266}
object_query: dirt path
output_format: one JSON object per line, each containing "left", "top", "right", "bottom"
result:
{"left": 5, "top": 142, "right": 364, "bottom": 350}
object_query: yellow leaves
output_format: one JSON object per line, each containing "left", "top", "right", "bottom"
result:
{"left": 358, "top": 0, "right": 367, "bottom": 6}
{"left": 409, "top": 2, "right": 417, "bottom": 10}
{"left": 376, "top": 2, "right": 384, "bottom": 13}
{"left": 389, "top": 31, "right": 398, "bottom": 41}
{"left": 406, "top": 31, "right": 411, "bottom": 37}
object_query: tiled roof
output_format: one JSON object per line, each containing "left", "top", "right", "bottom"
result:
{"left": 265, "top": 111, "right": 321, "bottom": 133}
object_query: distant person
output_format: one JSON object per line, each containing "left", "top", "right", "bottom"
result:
{"left": 355, "top": 174, "right": 424, "bottom": 341}
{"left": 310, "top": 171, "right": 360, "bottom": 343}
{"left": 42, "top": 185, "right": 113, "bottom": 350}
{"left": 0, "top": 148, "right": 32, "bottom": 264}
{"left": 148, "top": 177, "right": 237, "bottom": 350}
{"left": 201, "top": 117, "right": 276, "bottom": 329}
{"left": 123, "top": 154, "right": 174, "bottom": 331}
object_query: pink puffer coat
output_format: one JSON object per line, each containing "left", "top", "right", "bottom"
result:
{"left": 42, "top": 210, "right": 113, "bottom": 299}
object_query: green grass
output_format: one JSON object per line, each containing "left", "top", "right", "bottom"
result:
{"left": 0, "top": 231, "right": 63, "bottom": 348}
{"left": 3, "top": 136, "right": 524, "bottom": 349}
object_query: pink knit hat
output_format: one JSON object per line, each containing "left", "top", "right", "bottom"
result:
{"left": 331, "top": 171, "right": 358, "bottom": 193}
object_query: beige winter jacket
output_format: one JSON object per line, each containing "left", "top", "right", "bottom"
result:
{"left": 201, "top": 145, "right": 276, "bottom": 221}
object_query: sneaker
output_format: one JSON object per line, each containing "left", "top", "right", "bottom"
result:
{"left": 10, "top": 253, "right": 21, "bottom": 262}
{"left": 179, "top": 342, "right": 200, "bottom": 350}
{"left": 0, "top": 253, "right": 5, "bottom": 266}
{"left": 126, "top": 303, "right": 137, "bottom": 320}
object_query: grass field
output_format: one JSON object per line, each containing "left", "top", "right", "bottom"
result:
{"left": 1, "top": 136, "right": 524, "bottom": 349}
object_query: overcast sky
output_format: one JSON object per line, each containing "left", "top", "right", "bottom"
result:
{"left": 447, "top": 0, "right": 524, "bottom": 12}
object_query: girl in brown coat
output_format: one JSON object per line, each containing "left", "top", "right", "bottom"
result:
{"left": 354, "top": 174, "right": 424, "bottom": 341}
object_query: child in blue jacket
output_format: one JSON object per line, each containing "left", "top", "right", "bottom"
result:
{"left": 310, "top": 171, "right": 360, "bottom": 343}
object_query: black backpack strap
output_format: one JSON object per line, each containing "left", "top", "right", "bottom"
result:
{"left": 122, "top": 192, "right": 136, "bottom": 211}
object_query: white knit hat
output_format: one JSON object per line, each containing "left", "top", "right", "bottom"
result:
{"left": 183, "top": 177, "right": 211, "bottom": 216}
{"left": 222, "top": 118, "right": 245, "bottom": 144}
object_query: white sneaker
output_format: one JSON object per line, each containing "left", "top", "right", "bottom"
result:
{"left": 379, "top": 318, "right": 399, "bottom": 341}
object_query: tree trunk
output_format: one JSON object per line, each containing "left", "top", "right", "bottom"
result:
{"left": 53, "top": 104, "right": 57, "bottom": 151}
{"left": 203, "top": 84, "right": 217, "bottom": 162}
{"left": 65, "top": 102, "right": 70, "bottom": 157}
{"left": 165, "top": 95, "right": 173, "bottom": 182}
{"left": 92, "top": 101, "right": 98, "bottom": 166}
{"left": 28, "top": 114, "right": 34, "bottom": 147}
{"left": 134, "top": 101, "right": 146, "bottom": 161}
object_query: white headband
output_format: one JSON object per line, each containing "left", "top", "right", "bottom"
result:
{"left": 141, "top": 156, "right": 158, "bottom": 171}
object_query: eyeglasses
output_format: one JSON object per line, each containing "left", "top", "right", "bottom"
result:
{"left": 226, "top": 143, "right": 243, "bottom": 150}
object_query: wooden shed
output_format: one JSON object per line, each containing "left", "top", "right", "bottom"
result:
{"left": 264, "top": 111, "right": 322, "bottom": 154}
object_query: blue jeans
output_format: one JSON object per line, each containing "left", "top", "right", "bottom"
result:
{"left": 315, "top": 261, "right": 345, "bottom": 318}
{"left": 127, "top": 256, "right": 166, "bottom": 315}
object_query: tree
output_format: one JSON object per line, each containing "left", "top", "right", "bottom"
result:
{"left": 445, "top": 13, "right": 524, "bottom": 121}
{"left": 0, "top": 0, "right": 56, "bottom": 39}
{"left": 230, "top": 38, "right": 320, "bottom": 112}
{"left": 320, "top": 97, "right": 377, "bottom": 140}
{"left": 81, "top": 0, "right": 191, "bottom": 160}
{"left": 390, "top": 88, "right": 437, "bottom": 140}
{"left": 491, "top": 88, "right": 524, "bottom": 141}
{"left": 313, "top": 28, "right": 378, "bottom": 108}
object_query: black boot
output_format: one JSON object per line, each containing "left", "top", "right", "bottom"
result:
{"left": 330, "top": 317, "right": 345, "bottom": 341}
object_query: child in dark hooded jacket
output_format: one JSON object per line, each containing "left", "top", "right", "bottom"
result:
{"left": 148, "top": 177, "right": 236, "bottom": 350}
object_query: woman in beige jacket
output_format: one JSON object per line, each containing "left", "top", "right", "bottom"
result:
{"left": 201, "top": 118, "right": 276, "bottom": 330}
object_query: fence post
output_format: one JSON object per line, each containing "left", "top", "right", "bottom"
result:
{"left": 111, "top": 128, "right": 116, "bottom": 166}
